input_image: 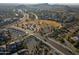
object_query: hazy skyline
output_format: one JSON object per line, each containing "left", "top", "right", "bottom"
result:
{"left": 0, "top": 0, "right": 79, "bottom": 3}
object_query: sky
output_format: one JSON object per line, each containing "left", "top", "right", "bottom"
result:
{"left": 0, "top": 0, "right": 79, "bottom": 3}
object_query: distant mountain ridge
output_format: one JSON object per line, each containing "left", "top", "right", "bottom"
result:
{"left": 0, "top": 3, "right": 79, "bottom": 12}
{"left": 15, "top": 3, "right": 74, "bottom": 12}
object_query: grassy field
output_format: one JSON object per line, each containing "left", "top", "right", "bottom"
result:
{"left": 24, "top": 20, "right": 62, "bottom": 29}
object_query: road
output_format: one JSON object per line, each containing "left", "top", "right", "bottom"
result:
{"left": 30, "top": 12, "right": 38, "bottom": 20}
{"left": 7, "top": 26, "right": 75, "bottom": 55}
{"left": 33, "top": 34, "right": 74, "bottom": 55}
{"left": 0, "top": 11, "right": 39, "bottom": 28}
{"left": 20, "top": 13, "right": 29, "bottom": 21}
{"left": 0, "top": 12, "right": 30, "bottom": 28}
{"left": 0, "top": 11, "right": 75, "bottom": 55}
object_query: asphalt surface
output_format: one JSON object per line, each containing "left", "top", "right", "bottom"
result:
{"left": 34, "top": 34, "right": 75, "bottom": 55}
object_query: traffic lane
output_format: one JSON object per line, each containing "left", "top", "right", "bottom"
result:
{"left": 46, "top": 38, "right": 74, "bottom": 55}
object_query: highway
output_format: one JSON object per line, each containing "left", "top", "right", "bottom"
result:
{"left": 0, "top": 11, "right": 39, "bottom": 29}
{"left": 30, "top": 12, "right": 38, "bottom": 20}
{"left": 20, "top": 13, "right": 29, "bottom": 21}
{"left": 7, "top": 26, "right": 75, "bottom": 55}
{"left": 33, "top": 34, "right": 74, "bottom": 55}
{"left": 1, "top": 11, "right": 76, "bottom": 55}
